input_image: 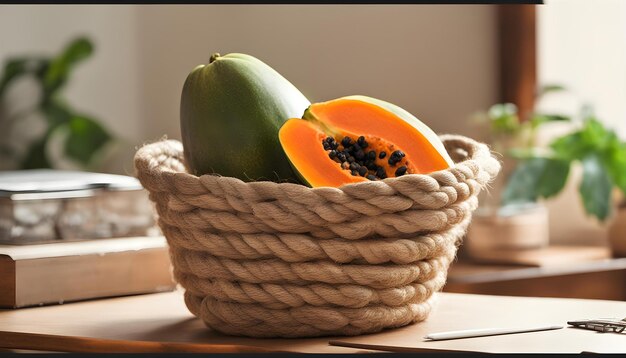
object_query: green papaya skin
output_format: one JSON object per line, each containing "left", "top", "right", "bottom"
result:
{"left": 180, "top": 53, "right": 310, "bottom": 182}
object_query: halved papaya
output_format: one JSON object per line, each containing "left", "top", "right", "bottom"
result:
{"left": 278, "top": 95, "right": 454, "bottom": 188}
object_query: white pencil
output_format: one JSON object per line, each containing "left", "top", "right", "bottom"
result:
{"left": 424, "top": 325, "right": 563, "bottom": 341}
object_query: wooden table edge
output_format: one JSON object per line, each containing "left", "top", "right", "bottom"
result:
{"left": 0, "top": 330, "right": 291, "bottom": 353}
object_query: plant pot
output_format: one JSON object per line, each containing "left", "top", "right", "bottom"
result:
{"left": 608, "top": 205, "right": 626, "bottom": 258}
{"left": 464, "top": 203, "right": 550, "bottom": 262}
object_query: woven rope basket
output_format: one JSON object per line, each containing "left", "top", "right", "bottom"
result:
{"left": 134, "top": 134, "right": 500, "bottom": 338}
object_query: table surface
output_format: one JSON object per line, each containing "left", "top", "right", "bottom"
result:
{"left": 1, "top": 289, "right": 625, "bottom": 353}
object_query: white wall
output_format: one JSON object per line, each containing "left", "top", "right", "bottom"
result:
{"left": 537, "top": 0, "right": 626, "bottom": 245}
{"left": 0, "top": 5, "right": 498, "bottom": 175}
{"left": 538, "top": 0, "right": 626, "bottom": 137}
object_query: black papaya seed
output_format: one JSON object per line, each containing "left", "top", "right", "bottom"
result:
{"left": 395, "top": 166, "right": 408, "bottom": 177}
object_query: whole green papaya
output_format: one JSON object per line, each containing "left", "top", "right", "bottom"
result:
{"left": 180, "top": 53, "right": 310, "bottom": 182}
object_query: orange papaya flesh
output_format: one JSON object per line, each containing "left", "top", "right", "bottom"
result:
{"left": 279, "top": 97, "right": 453, "bottom": 188}
{"left": 279, "top": 119, "right": 367, "bottom": 187}
{"left": 305, "top": 98, "right": 451, "bottom": 174}
{"left": 280, "top": 120, "right": 416, "bottom": 187}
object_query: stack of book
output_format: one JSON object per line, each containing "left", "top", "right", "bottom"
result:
{"left": 0, "top": 170, "right": 175, "bottom": 308}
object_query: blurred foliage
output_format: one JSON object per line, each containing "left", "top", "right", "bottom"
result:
{"left": 475, "top": 84, "right": 626, "bottom": 221}
{"left": 472, "top": 85, "right": 572, "bottom": 152}
{"left": 0, "top": 37, "right": 113, "bottom": 169}
{"left": 480, "top": 86, "right": 626, "bottom": 222}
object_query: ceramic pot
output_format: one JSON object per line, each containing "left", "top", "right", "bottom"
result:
{"left": 465, "top": 203, "right": 550, "bottom": 261}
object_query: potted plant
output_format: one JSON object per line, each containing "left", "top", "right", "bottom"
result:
{"left": 464, "top": 86, "right": 572, "bottom": 258}
{"left": 502, "top": 108, "right": 626, "bottom": 257}
{"left": 0, "top": 37, "right": 113, "bottom": 171}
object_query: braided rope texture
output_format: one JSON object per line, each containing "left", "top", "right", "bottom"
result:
{"left": 134, "top": 135, "right": 500, "bottom": 338}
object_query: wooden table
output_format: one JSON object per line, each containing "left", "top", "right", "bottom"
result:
{"left": 445, "top": 247, "right": 626, "bottom": 301}
{"left": 1, "top": 289, "right": 625, "bottom": 353}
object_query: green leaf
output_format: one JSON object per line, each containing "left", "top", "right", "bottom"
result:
{"left": 537, "top": 159, "right": 570, "bottom": 198}
{"left": 63, "top": 115, "right": 111, "bottom": 165}
{"left": 550, "top": 131, "right": 589, "bottom": 161}
{"left": 41, "top": 99, "right": 73, "bottom": 126}
{"left": 43, "top": 37, "right": 94, "bottom": 96}
{"left": 488, "top": 103, "right": 520, "bottom": 134}
{"left": 581, "top": 118, "right": 611, "bottom": 149}
{"left": 538, "top": 84, "right": 566, "bottom": 98}
{"left": 549, "top": 117, "right": 617, "bottom": 162}
{"left": 542, "top": 114, "right": 570, "bottom": 122}
{"left": 502, "top": 157, "right": 571, "bottom": 205}
{"left": 489, "top": 103, "right": 518, "bottom": 119}
{"left": 0, "top": 59, "right": 27, "bottom": 94}
{"left": 604, "top": 140, "right": 626, "bottom": 195}
{"left": 529, "top": 114, "right": 570, "bottom": 130}
{"left": 60, "top": 37, "right": 93, "bottom": 64}
{"left": 0, "top": 58, "right": 47, "bottom": 94}
{"left": 20, "top": 137, "right": 52, "bottom": 169}
{"left": 579, "top": 155, "right": 613, "bottom": 221}
{"left": 575, "top": 118, "right": 626, "bottom": 196}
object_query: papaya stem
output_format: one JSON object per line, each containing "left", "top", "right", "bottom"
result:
{"left": 209, "top": 53, "right": 221, "bottom": 64}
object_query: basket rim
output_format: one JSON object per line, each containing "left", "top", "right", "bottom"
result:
{"left": 134, "top": 133, "right": 500, "bottom": 192}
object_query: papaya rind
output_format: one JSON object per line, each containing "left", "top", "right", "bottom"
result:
{"left": 338, "top": 95, "right": 454, "bottom": 167}
{"left": 180, "top": 53, "right": 310, "bottom": 182}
